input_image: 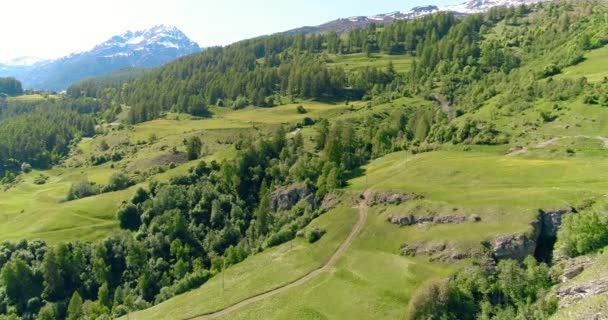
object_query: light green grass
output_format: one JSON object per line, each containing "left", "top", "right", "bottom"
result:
{"left": 327, "top": 53, "right": 412, "bottom": 73}
{"left": 349, "top": 150, "right": 608, "bottom": 211}
{"left": 217, "top": 203, "right": 459, "bottom": 320}
{"left": 124, "top": 207, "right": 358, "bottom": 320}
{"left": 556, "top": 45, "right": 608, "bottom": 83}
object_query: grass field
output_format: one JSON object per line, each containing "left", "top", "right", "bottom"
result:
{"left": 556, "top": 45, "right": 608, "bottom": 83}
{"left": 327, "top": 53, "right": 412, "bottom": 73}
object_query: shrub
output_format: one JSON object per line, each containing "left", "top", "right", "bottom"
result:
{"left": 297, "top": 105, "right": 307, "bottom": 114}
{"left": 307, "top": 227, "right": 326, "bottom": 243}
{"left": 33, "top": 174, "right": 48, "bottom": 185}
{"left": 20, "top": 163, "right": 32, "bottom": 173}
{"left": 267, "top": 229, "right": 295, "bottom": 247}
{"left": 116, "top": 203, "right": 141, "bottom": 231}
{"left": 102, "top": 173, "right": 134, "bottom": 193}
{"left": 407, "top": 278, "right": 452, "bottom": 320}
{"left": 67, "top": 180, "right": 100, "bottom": 200}
{"left": 556, "top": 210, "right": 608, "bottom": 257}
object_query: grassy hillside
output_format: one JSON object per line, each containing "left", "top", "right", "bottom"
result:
{"left": 1, "top": 1, "right": 608, "bottom": 320}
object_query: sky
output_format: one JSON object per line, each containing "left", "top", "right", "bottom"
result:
{"left": 0, "top": 0, "right": 458, "bottom": 62}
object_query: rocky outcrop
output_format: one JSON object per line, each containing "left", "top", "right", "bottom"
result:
{"left": 366, "top": 191, "right": 419, "bottom": 206}
{"left": 557, "top": 278, "right": 608, "bottom": 308}
{"left": 388, "top": 214, "right": 467, "bottom": 226}
{"left": 320, "top": 193, "right": 340, "bottom": 212}
{"left": 489, "top": 207, "right": 574, "bottom": 262}
{"left": 400, "top": 241, "right": 486, "bottom": 263}
{"left": 559, "top": 256, "right": 596, "bottom": 282}
{"left": 540, "top": 208, "right": 574, "bottom": 238}
{"left": 270, "top": 183, "right": 317, "bottom": 212}
{"left": 491, "top": 234, "right": 538, "bottom": 261}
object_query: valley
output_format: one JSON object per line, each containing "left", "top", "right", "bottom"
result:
{"left": 1, "top": 1, "right": 608, "bottom": 319}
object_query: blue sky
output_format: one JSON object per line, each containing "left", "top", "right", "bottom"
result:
{"left": 1, "top": 0, "right": 458, "bottom": 61}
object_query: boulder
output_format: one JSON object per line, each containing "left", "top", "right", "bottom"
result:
{"left": 388, "top": 214, "right": 412, "bottom": 226}
{"left": 270, "top": 183, "right": 317, "bottom": 212}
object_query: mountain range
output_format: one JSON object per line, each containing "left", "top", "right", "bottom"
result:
{"left": 284, "top": 0, "right": 548, "bottom": 35}
{"left": 0, "top": 25, "right": 201, "bottom": 91}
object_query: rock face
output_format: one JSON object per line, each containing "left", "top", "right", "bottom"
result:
{"left": 491, "top": 234, "right": 538, "bottom": 261}
{"left": 540, "top": 208, "right": 573, "bottom": 238}
{"left": 489, "top": 207, "right": 574, "bottom": 262}
{"left": 557, "top": 278, "right": 608, "bottom": 308}
{"left": 366, "top": 191, "right": 419, "bottom": 206}
{"left": 320, "top": 193, "right": 340, "bottom": 212}
{"left": 269, "top": 183, "right": 317, "bottom": 212}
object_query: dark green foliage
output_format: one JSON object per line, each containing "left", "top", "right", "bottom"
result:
{"left": 0, "top": 78, "right": 23, "bottom": 96}
{"left": 116, "top": 204, "right": 141, "bottom": 231}
{"left": 306, "top": 227, "right": 326, "bottom": 243}
{"left": 409, "top": 257, "right": 557, "bottom": 320}
{"left": 296, "top": 105, "right": 307, "bottom": 114}
{"left": 185, "top": 136, "right": 203, "bottom": 160}
{"left": 0, "top": 99, "right": 95, "bottom": 179}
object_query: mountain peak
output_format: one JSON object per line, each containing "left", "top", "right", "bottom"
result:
{"left": 1, "top": 25, "right": 202, "bottom": 90}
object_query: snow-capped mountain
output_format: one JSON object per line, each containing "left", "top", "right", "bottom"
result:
{"left": 4, "top": 25, "right": 201, "bottom": 91}
{"left": 285, "top": 0, "right": 549, "bottom": 35}
{"left": 0, "top": 56, "right": 47, "bottom": 67}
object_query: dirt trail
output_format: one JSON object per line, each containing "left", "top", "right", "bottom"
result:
{"left": 188, "top": 193, "right": 369, "bottom": 320}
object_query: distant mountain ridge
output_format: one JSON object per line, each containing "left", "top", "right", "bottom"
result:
{"left": 284, "top": 0, "right": 549, "bottom": 35}
{"left": 0, "top": 25, "right": 201, "bottom": 91}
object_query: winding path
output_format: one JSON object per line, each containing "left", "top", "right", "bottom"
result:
{"left": 187, "top": 193, "right": 369, "bottom": 320}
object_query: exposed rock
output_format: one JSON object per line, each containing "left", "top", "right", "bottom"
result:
{"left": 557, "top": 278, "right": 608, "bottom": 308}
{"left": 387, "top": 214, "right": 466, "bottom": 226}
{"left": 540, "top": 208, "right": 574, "bottom": 238}
{"left": 320, "top": 193, "right": 340, "bottom": 212}
{"left": 470, "top": 214, "right": 482, "bottom": 222}
{"left": 433, "top": 215, "right": 466, "bottom": 224}
{"left": 491, "top": 234, "right": 537, "bottom": 261}
{"left": 270, "top": 183, "right": 317, "bottom": 212}
{"left": 559, "top": 256, "right": 596, "bottom": 282}
{"left": 388, "top": 214, "right": 412, "bottom": 226}
{"left": 366, "top": 191, "right": 419, "bottom": 206}
{"left": 400, "top": 241, "right": 483, "bottom": 263}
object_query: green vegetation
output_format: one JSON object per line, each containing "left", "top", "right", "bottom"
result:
{"left": 1, "top": 1, "right": 608, "bottom": 319}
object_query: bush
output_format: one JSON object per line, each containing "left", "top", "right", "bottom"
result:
{"left": 20, "top": 163, "right": 32, "bottom": 173}
{"left": 155, "top": 270, "right": 210, "bottom": 303}
{"left": 102, "top": 173, "right": 134, "bottom": 193}
{"left": 33, "top": 174, "right": 48, "bottom": 185}
{"left": 407, "top": 278, "right": 452, "bottom": 320}
{"left": 307, "top": 227, "right": 326, "bottom": 243}
{"left": 267, "top": 229, "right": 295, "bottom": 247}
{"left": 297, "top": 105, "right": 307, "bottom": 114}
{"left": 116, "top": 203, "right": 141, "bottom": 231}
{"left": 556, "top": 210, "right": 608, "bottom": 257}
{"left": 67, "top": 180, "right": 100, "bottom": 200}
